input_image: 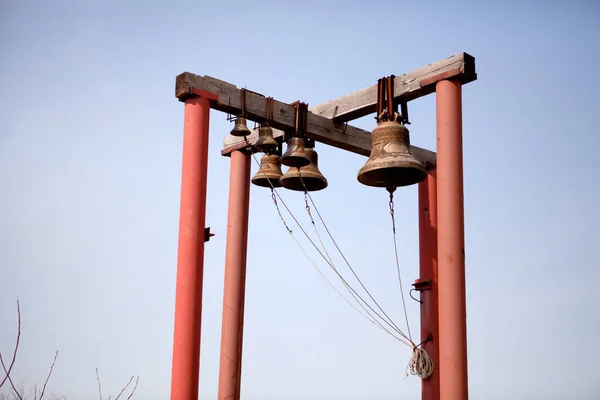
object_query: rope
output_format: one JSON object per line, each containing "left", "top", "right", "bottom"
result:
{"left": 298, "top": 173, "right": 411, "bottom": 344}
{"left": 248, "top": 149, "right": 435, "bottom": 379}
{"left": 302, "top": 188, "right": 407, "bottom": 340}
{"left": 300, "top": 176, "right": 435, "bottom": 379}
{"left": 302, "top": 180, "right": 437, "bottom": 379}
{"left": 250, "top": 153, "right": 409, "bottom": 345}
{"left": 407, "top": 346, "right": 434, "bottom": 379}
{"left": 272, "top": 187, "right": 411, "bottom": 345}
{"left": 389, "top": 190, "right": 413, "bottom": 342}
{"left": 388, "top": 189, "right": 435, "bottom": 379}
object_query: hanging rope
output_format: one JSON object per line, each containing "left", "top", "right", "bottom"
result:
{"left": 270, "top": 186, "right": 410, "bottom": 345}
{"left": 299, "top": 186, "right": 407, "bottom": 339}
{"left": 297, "top": 172, "right": 410, "bottom": 343}
{"left": 303, "top": 181, "right": 434, "bottom": 379}
{"left": 388, "top": 188, "right": 413, "bottom": 342}
{"left": 250, "top": 152, "right": 409, "bottom": 344}
{"left": 249, "top": 150, "right": 434, "bottom": 379}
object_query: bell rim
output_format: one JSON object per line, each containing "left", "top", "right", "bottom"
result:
{"left": 251, "top": 176, "right": 282, "bottom": 188}
{"left": 280, "top": 166, "right": 328, "bottom": 191}
{"left": 279, "top": 154, "right": 311, "bottom": 168}
{"left": 357, "top": 164, "right": 427, "bottom": 188}
{"left": 279, "top": 176, "right": 328, "bottom": 191}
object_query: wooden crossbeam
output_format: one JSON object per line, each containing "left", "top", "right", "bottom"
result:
{"left": 175, "top": 74, "right": 437, "bottom": 164}
{"left": 309, "top": 53, "right": 476, "bottom": 122}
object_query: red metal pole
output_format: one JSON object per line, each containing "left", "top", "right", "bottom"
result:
{"left": 170, "top": 92, "right": 216, "bottom": 400}
{"left": 218, "top": 150, "right": 251, "bottom": 400}
{"left": 435, "top": 80, "right": 468, "bottom": 400}
{"left": 418, "top": 169, "right": 439, "bottom": 400}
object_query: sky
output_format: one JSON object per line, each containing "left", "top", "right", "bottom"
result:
{"left": 1, "top": 0, "right": 599, "bottom": 399}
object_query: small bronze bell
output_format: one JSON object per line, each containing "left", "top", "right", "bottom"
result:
{"left": 280, "top": 137, "right": 311, "bottom": 168}
{"left": 255, "top": 125, "right": 278, "bottom": 152}
{"left": 251, "top": 153, "right": 283, "bottom": 188}
{"left": 357, "top": 120, "right": 427, "bottom": 188}
{"left": 230, "top": 115, "right": 251, "bottom": 137}
{"left": 280, "top": 147, "right": 328, "bottom": 192}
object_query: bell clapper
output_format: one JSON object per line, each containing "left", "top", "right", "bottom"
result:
{"left": 387, "top": 186, "right": 397, "bottom": 234}
{"left": 297, "top": 169, "right": 315, "bottom": 222}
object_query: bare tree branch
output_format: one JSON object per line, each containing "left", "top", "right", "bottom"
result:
{"left": 95, "top": 369, "right": 139, "bottom": 400}
{"left": 112, "top": 376, "right": 133, "bottom": 400}
{"left": 1, "top": 302, "right": 139, "bottom": 399}
{"left": 95, "top": 368, "right": 103, "bottom": 400}
{"left": 125, "top": 377, "right": 139, "bottom": 400}
{"left": 0, "top": 361, "right": 22, "bottom": 400}
{"left": 37, "top": 351, "right": 58, "bottom": 400}
{"left": 0, "top": 300, "right": 21, "bottom": 389}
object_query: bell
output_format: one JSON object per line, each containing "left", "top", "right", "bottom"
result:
{"left": 280, "top": 147, "right": 328, "bottom": 192}
{"left": 230, "top": 115, "right": 251, "bottom": 137}
{"left": 357, "top": 120, "right": 427, "bottom": 188}
{"left": 255, "top": 125, "right": 279, "bottom": 152}
{"left": 280, "top": 137, "right": 311, "bottom": 168}
{"left": 251, "top": 154, "right": 283, "bottom": 188}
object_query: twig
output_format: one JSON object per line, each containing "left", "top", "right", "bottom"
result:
{"left": 0, "top": 301, "right": 23, "bottom": 399}
{"left": 0, "top": 365, "right": 22, "bottom": 400}
{"left": 38, "top": 350, "right": 58, "bottom": 400}
{"left": 113, "top": 376, "right": 134, "bottom": 400}
{"left": 0, "top": 300, "right": 21, "bottom": 389}
{"left": 126, "top": 376, "right": 139, "bottom": 400}
{"left": 96, "top": 367, "right": 103, "bottom": 400}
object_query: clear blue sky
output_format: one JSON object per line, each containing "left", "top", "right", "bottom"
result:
{"left": 1, "top": 1, "right": 599, "bottom": 399}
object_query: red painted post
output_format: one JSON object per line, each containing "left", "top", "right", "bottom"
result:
{"left": 170, "top": 92, "right": 217, "bottom": 400}
{"left": 218, "top": 150, "right": 251, "bottom": 400}
{"left": 418, "top": 169, "right": 439, "bottom": 400}
{"left": 435, "top": 80, "right": 468, "bottom": 400}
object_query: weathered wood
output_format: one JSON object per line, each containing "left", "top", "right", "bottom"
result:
{"left": 222, "top": 126, "right": 436, "bottom": 168}
{"left": 308, "top": 52, "right": 476, "bottom": 122}
{"left": 176, "top": 72, "right": 436, "bottom": 164}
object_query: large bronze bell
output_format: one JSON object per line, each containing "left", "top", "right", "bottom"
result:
{"left": 357, "top": 120, "right": 427, "bottom": 188}
{"left": 280, "top": 147, "right": 328, "bottom": 192}
{"left": 280, "top": 137, "right": 311, "bottom": 168}
{"left": 230, "top": 115, "right": 251, "bottom": 137}
{"left": 255, "top": 125, "right": 278, "bottom": 152}
{"left": 251, "top": 153, "right": 283, "bottom": 188}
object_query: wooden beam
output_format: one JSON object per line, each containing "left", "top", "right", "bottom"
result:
{"left": 308, "top": 52, "right": 476, "bottom": 122}
{"left": 175, "top": 72, "right": 437, "bottom": 165}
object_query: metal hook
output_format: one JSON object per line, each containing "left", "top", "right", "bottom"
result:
{"left": 409, "top": 288, "right": 422, "bottom": 304}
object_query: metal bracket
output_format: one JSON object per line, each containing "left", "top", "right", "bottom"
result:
{"left": 327, "top": 105, "right": 348, "bottom": 133}
{"left": 375, "top": 75, "right": 410, "bottom": 125}
{"left": 410, "top": 279, "right": 431, "bottom": 304}
{"left": 290, "top": 100, "right": 309, "bottom": 138}
{"left": 204, "top": 227, "right": 215, "bottom": 242}
{"left": 412, "top": 279, "right": 431, "bottom": 291}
